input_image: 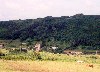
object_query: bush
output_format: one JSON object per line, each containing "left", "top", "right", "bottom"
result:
{"left": 0, "top": 50, "right": 100, "bottom": 64}
{"left": 0, "top": 49, "right": 9, "bottom": 56}
{"left": 90, "top": 56, "right": 98, "bottom": 59}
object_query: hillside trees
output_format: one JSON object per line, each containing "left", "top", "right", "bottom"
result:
{"left": 0, "top": 14, "right": 100, "bottom": 51}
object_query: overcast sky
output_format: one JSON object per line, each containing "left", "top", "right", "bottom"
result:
{"left": 0, "top": 0, "right": 100, "bottom": 21}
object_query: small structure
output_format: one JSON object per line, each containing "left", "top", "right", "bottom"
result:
{"left": 51, "top": 47, "right": 58, "bottom": 50}
{"left": 19, "top": 43, "right": 27, "bottom": 52}
{"left": 0, "top": 44, "right": 4, "bottom": 48}
{"left": 22, "top": 43, "right": 27, "bottom": 45}
{"left": 21, "top": 43, "right": 27, "bottom": 47}
{"left": 34, "top": 43, "right": 41, "bottom": 52}
{"left": 21, "top": 48, "right": 27, "bottom": 52}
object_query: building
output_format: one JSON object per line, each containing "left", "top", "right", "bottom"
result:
{"left": 51, "top": 47, "right": 58, "bottom": 50}
{"left": 0, "top": 44, "right": 4, "bottom": 48}
{"left": 34, "top": 43, "right": 41, "bottom": 52}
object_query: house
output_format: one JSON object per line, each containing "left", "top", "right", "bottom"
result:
{"left": 51, "top": 47, "right": 58, "bottom": 50}
{"left": 34, "top": 43, "right": 41, "bottom": 52}
{"left": 0, "top": 44, "right": 4, "bottom": 48}
{"left": 22, "top": 43, "right": 27, "bottom": 45}
{"left": 21, "top": 48, "right": 27, "bottom": 52}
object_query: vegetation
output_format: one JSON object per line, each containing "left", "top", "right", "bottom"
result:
{"left": 0, "top": 49, "right": 100, "bottom": 72}
{"left": 0, "top": 14, "right": 100, "bottom": 52}
{"left": 0, "top": 49, "right": 100, "bottom": 64}
{"left": 0, "top": 57, "right": 100, "bottom": 72}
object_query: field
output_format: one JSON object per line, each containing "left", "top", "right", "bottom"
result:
{"left": 0, "top": 59, "right": 100, "bottom": 72}
{"left": 0, "top": 48, "right": 100, "bottom": 72}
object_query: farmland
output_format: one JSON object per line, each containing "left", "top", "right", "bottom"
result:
{"left": 0, "top": 51, "right": 100, "bottom": 72}
{"left": 0, "top": 59, "right": 100, "bottom": 72}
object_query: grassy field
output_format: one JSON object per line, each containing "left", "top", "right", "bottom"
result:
{"left": 0, "top": 49, "right": 100, "bottom": 72}
{"left": 0, "top": 60, "right": 100, "bottom": 72}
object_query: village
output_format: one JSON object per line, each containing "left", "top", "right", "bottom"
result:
{"left": 0, "top": 40, "right": 100, "bottom": 56}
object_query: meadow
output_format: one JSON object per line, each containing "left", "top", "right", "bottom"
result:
{"left": 0, "top": 59, "right": 100, "bottom": 72}
{"left": 0, "top": 49, "right": 100, "bottom": 72}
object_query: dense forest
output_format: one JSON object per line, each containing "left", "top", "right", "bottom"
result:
{"left": 0, "top": 14, "right": 100, "bottom": 51}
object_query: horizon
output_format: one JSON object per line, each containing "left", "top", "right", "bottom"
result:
{"left": 1, "top": 13, "right": 100, "bottom": 21}
{"left": 0, "top": 0, "right": 100, "bottom": 21}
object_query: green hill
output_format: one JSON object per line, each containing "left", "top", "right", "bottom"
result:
{"left": 0, "top": 14, "right": 100, "bottom": 50}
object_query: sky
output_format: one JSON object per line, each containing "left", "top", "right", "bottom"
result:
{"left": 0, "top": 0, "right": 100, "bottom": 21}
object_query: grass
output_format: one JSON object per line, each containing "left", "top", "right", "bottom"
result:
{"left": 0, "top": 49, "right": 100, "bottom": 72}
{"left": 0, "top": 50, "right": 100, "bottom": 63}
{"left": 0, "top": 60, "right": 100, "bottom": 72}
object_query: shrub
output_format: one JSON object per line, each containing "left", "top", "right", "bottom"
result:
{"left": 90, "top": 56, "right": 98, "bottom": 59}
{"left": 33, "top": 51, "right": 42, "bottom": 60}
{"left": 0, "top": 49, "right": 9, "bottom": 56}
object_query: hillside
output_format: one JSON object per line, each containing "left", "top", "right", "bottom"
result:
{"left": 0, "top": 14, "right": 100, "bottom": 50}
